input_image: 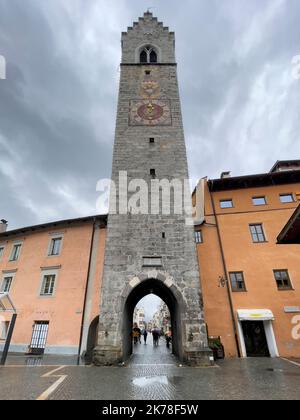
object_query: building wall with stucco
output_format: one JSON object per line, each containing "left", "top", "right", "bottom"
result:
{"left": 196, "top": 176, "right": 300, "bottom": 359}
{"left": 0, "top": 217, "right": 106, "bottom": 355}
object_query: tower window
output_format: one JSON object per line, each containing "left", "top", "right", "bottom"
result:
{"left": 162, "top": 232, "right": 166, "bottom": 239}
{"left": 149, "top": 138, "right": 155, "bottom": 144}
{"left": 140, "top": 50, "right": 148, "bottom": 63}
{"left": 150, "top": 50, "right": 157, "bottom": 63}
{"left": 145, "top": 70, "right": 151, "bottom": 75}
{"left": 150, "top": 169, "right": 156, "bottom": 178}
{"left": 140, "top": 46, "right": 158, "bottom": 64}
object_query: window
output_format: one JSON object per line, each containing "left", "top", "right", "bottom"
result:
{"left": 195, "top": 231, "right": 203, "bottom": 244}
{"left": 280, "top": 194, "right": 294, "bottom": 203}
{"left": 249, "top": 224, "right": 266, "bottom": 243}
{"left": 252, "top": 197, "right": 267, "bottom": 206}
{"left": 229, "top": 272, "right": 246, "bottom": 292}
{"left": 0, "top": 276, "right": 13, "bottom": 293}
{"left": 149, "top": 138, "right": 155, "bottom": 144}
{"left": 1, "top": 321, "right": 10, "bottom": 340}
{"left": 140, "top": 45, "right": 158, "bottom": 64}
{"left": 0, "top": 246, "right": 4, "bottom": 259}
{"left": 220, "top": 199, "right": 233, "bottom": 209}
{"left": 10, "top": 243, "right": 22, "bottom": 261}
{"left": 274, "top": 270, "right": 293, "bottom": 290}
{"left": 49, "top": 237, "right": 62, "bottom": 256}
{"left": 40, "top": 274, "right": 56, "bottom": 296}
{"left": 150, "top": 169, "right": 156, "bottom": 178}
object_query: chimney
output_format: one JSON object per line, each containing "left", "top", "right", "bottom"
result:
{"left": 0, "top": 219, "right": 8, "bottom": 233}
{"left": 221, "top": 171, "right": 231, "bottom": 179}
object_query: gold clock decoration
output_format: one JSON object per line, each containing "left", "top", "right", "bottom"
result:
{"left": 129, "top": 100, "right": 172, "bottom": 126}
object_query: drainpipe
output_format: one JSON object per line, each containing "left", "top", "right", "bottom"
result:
{"left": 209, "top": 188, "right": 241, "bottom": 358}
{"left": 77, "top": 217, "right": 97, "bottom": 365}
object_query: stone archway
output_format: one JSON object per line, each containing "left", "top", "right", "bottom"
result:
{"left": 119, "top": 271, "right": 188, "bottom": 362}
{"left": 85, "top": 316, "right": 99, "bottom": 363}
{"left": 122, "top": 276, "right": 184, "bottom": 362}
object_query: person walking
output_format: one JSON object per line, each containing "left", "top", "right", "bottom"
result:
{"left": 165, "top": 330, "right": 172, "bottom": 349}
{"left": 152, "top": 327, "right": 160, "bottom": 347}
{"left": 142, "top": 328, "right": 148, "bottom": 344}
{"left": 132, "top": 323, "right": 141, "bottom": 345}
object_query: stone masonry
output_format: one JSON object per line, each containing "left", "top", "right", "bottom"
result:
{"left": 93, "top": 12, "right": 212, "bottom": 366}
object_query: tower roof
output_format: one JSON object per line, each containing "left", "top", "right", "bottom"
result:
{"left": 122, "top": 11, "right": 174, "bottom": 36}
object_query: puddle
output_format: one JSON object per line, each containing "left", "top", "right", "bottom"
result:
{"left": 132, "top": 375, "right": 182, "bottom": 387}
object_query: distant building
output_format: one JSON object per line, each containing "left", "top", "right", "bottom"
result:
{"left": 133, "top": 308, "right": 145, "bottom": 330}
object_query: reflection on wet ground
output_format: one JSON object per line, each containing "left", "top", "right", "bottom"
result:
{"left": 1, "top": 343, "right": 300, "bottom": 400}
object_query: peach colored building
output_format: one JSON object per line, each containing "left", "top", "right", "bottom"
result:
{"left": 194, "top": 160, "right": 300, "bottom": 359}
{"left": 0, "top": 215, "right": 106, "bottom": 356}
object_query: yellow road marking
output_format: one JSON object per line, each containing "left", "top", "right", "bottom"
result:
{"left": 36, "top": 365, "right": 67, "bottom": 400}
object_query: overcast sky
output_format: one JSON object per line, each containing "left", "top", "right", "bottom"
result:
{"left": 1, "top": 0, "right": 300, "bottom": 230}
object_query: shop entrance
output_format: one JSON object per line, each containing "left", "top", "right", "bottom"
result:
{"left": 241, "top": 321, "right": 270, "bottom": 357}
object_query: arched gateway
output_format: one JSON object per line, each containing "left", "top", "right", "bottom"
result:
{"left": 122, "top": 273, "right": 185, "bottom": 361}
{"left": 93, "top": 12, "right": 212, "bottom": 366}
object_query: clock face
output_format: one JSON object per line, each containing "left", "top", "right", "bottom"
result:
{"left": 129, "top": 100, "right": 172, "bottom": 126}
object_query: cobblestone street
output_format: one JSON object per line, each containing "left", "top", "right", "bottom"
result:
{"left": 1, "top": 341, "right": 300, "bottom": 400}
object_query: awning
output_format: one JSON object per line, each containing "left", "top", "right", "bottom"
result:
{"left": 237, "top": 309, "right": 274, "bottom": 321}
{"left": 0, "top": 293, "right": 16, "bottom": 312}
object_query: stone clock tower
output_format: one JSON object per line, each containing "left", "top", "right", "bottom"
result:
{"left": 94, "top": 12, "right": 212, "bottom": 366}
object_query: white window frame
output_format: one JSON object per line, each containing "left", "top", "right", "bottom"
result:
{"left": 9, "top": 242, "right": 23, "bottom": 262}
{"left": 39, "top": 268, "right": 59, "bottom": 298}
{"left": 195, "top": 230, "right": 203, "bottom": 244}
{"left": 220, "top": 199, "right": 233, "bottom": 209}
{"left": 280, "top": 193, "right": 295, "bottom": 204}
{"left": 0, "top": 321, "right": 10, "bottom": 340}
{"left": 0, "top": 245, "right": 5, "bottom": 260}
{"left": 47, "top": 234, "right": 64, "bottom": 257}
{"left": 0, "top": 272, "right": 16, "bottom": 293}
{"left": 252, "top": 196, "right": 267, "bottom": 206}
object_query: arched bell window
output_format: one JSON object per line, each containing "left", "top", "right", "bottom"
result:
{"left": 140, "top": 45, "right": 158, "bottom": 63}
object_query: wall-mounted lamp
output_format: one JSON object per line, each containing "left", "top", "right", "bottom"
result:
{"left": 218, "top": 276, "right": 226, "bottom": 288}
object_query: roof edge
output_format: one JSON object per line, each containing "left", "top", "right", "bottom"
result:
{"left": 0, "top": 214, "right": 108, "bottom": 239}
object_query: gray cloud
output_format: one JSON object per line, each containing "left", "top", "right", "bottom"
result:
{"left": 1, "top": 0, "right": 300, "bottom": 229}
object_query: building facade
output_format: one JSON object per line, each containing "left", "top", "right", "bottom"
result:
{"left": 194, "top": 160, "right": 300, "bottom": 359}
{"left": 133, "top": 307, "right": 145, "bottom": 330}
{"left": 0, "top": 216, "right": 106, "bottom": 356}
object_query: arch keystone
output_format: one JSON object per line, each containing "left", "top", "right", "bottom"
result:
{"left": 129, "top": 277, "right": 141, "bottom": 289}
{"left": 164, "top": 276, "right": 174, "bottom": 288}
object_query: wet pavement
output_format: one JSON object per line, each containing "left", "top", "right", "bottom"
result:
{"left": 0, "top": 341, "right": 300, "bottom": 400}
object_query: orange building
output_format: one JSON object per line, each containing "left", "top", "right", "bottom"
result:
{"left": 1, "top": 160, "right": 300, "bottom": 360}
{"left": 194, "top": 160, "right": 300, "bottom": 359}
{"left": 0, "top": 215, "right": 106, "bottom": 357}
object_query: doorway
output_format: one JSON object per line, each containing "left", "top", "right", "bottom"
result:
{"left": 28, "top": 321, "right": 49, "bottom": 355}
{"left": 241, "top": 321, "right": 270, "bottom": 357}
{"left": 122, "top": 278, "right": 182, "bottom": 362}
